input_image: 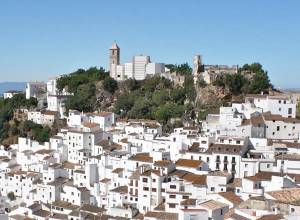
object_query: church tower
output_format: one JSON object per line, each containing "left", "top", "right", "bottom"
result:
{"left": 109, "top": 41, "right": 120, "bottom": 75}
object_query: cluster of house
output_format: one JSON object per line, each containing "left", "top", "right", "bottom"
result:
{"left": 0, "top": 90, "right": 299, "bottom": 220}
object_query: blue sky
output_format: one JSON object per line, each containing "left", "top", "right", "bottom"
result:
{"left": 0, "top": 0, "right": 299, "bottom": 88}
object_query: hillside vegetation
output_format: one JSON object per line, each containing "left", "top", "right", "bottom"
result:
{"left": 0, "top": 63, "right": 274, "bottom": 144}
{"left": 0, "top": 94, "right": 54, "bottom": 144}
{"left": 56, "top": 63, "right": 272, "bottom": 127}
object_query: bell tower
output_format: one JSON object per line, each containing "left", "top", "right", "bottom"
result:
{"left": 109, "top": 41, "right": 120, "bottom": 73}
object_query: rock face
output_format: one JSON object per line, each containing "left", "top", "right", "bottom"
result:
{"left": 195, "top": 84, "right": 229, "bottom": 106}
{"left": 95, "top": 81, "right": 114, "bottom": 111}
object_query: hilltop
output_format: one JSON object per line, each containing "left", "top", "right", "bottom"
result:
{"left": 55, "top": 63, "right": 274, "bottom": 129}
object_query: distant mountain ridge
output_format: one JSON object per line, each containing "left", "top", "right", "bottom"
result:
{"left": 0, "top": 82, "right": 26, "bottom": 95}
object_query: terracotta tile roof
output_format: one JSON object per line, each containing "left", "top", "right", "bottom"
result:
{"left": 271, "top": 141, "right": 300, "bottom": 149}
{"left": 180, "top": 198, "right": 197, "bottom": 206}
{"left": 226, "top": 178, "right": 242, "bottom": 188}
{"left": 154, "top": 203, "right": 165, "bottom": 211}
{"left": 144, "top": 211, "right": 178, "bottom": 220}
{"left": 32, "top": 210, "right": 51, "bottom": 217}
{"left": 200, "top": 199, "right": 228, "bottom": 210}
{"left": 244, "top": 171, "right": 279, "bottom": 182}
{"left": 120, "top": 138, "right": 129, "bottom": 143}
{"left": 100, "top": 178, "right": 111, "bottom": 183}
{"left": 154, "top": 160, "right": 173, "bottom": 167}
{"left": 141, "top": 169, "right": 161, "bottom": 177}
{"left": 80, "top": 204, "right": 106, "bottom": 214}
{"left": 241, "top": 116, "right": 264, "bottom": 126}
{"left": 112, "top": 168, "right": 124, "bottom": 173}
{"left": 207, "top": 144, "right": 243, "bottom": 155}
{"left": 182, "top": 173, "right": 207, "bottom": 185}
{"left": 230, "top": 213, "right": 251, "bottom": 220}
{"left": 35, "top": 149, "right": 54, "bottom": 155}
{"left": 110, "top": 185, "right": 128, "bottom": 194}
{"left": 175, "top": 159, "right": 204, "bottom": 168}
{"left": 275, "top": 153, "right": 300, "bottom": 161}
{"left": 218, "top": 192, "right": 243, "bottom": 206}
{"left": 169, "top": 169, "right": 191, "bottom": 178}
{"left": 267, "top": 188, "right": 300, "bottom": 205}
{"left": 257, "top": 214, "right": 284, "bottom": 220}
{"left": 52, "top": 201, "right": 79, "bottom": 210}
{"left": 209, "top": 171, "right": 232, "bottom": 177}
{"left": 48, "top": 177, "right": 68, "bottom": 186}
{"left": 129, "top": 153, "right": 153, "bottom": 163}
{"left": 82, "top": 122, "right": 100, "bottom": 128}
{"left": 61, "top": 161, "right": 77, "bottom": 169}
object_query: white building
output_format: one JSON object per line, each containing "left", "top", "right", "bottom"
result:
{"left": 3, "top": 91, "right": 22, "bottom": 99}
{"left": 109, "top": 42, "right": 166, "bottom": 81}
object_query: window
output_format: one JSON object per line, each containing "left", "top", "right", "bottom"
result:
{"left": 277, "top": 126, "right": 280, "bottom": 131}
{"left": 232, "top": 157, "right": 236, "bottom": 163}
{"left": 211, "top": 187, "right": 215, "bottom": 192}
{"left": 169, "top": 195, "right": 176, "bottom": 198}
{"left": 267, "top": 164, "right": 270, "bottom": 168}
{"left": 291, "top": 208, "right": 295, "bottom": 213}
{"left": 142, "top": 178, "right": 148, "bottom": 183}
{"left": 170, "top": 185, "right": 176, "bottom": 189}
{"left": 224, "top": 164, "right": 228, "bottom": 171}
{"left": 169, "top": 204, "right": 176, "bottom": 208}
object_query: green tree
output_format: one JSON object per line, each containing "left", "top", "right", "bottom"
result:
{"left": 126, "top": 79, "right": 140, "bottom": 91}
{"left": 165, "top": 63, "right": 192, "bottom": 75}
{"left": 114, "top": 93, "right": 135, "bottom": 115}
{"left": 183, "top": 75, "right": 196, "bottom": 101}
{"left": 171, "top": 87, "right": 186, "bottom": 104}
{"left": 152, "top": 90, "right": 169, "bottom": 106}
{"left": 224, "top": 73, "right": 248, "bottom": 95}
{"left": 128, "top": 98, "right": 152, "bottom": 119}
{"left": 103, "top": 77, "right": 118, "bottom": 94}
{"left": 249, "top": 71, "right": 272, "bottom": 94}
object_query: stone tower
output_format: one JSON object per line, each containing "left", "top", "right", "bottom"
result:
{"left": 109, "top": 41, "right": 120, "bottom": 73}
{"left": 193, "top": 54, "right": 202, "bottom": 84}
